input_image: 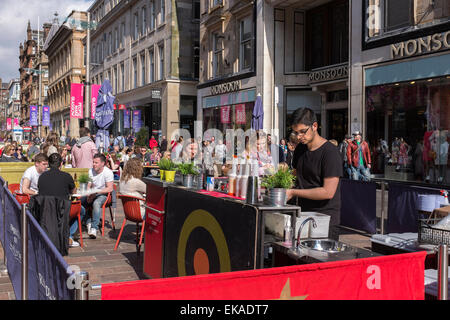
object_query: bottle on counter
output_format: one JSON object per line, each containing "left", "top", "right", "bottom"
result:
{"left": 246, "top": 160, "right": 259, "bottom": 204}
{"left": 239, "top": 158, "right": 250, "bottom": 199}
{"left": 283, "top": 219, "right": 293, "bottom": 247}
{"left": 228, "top": 156, "right": 237, "bottom": 196}
{"left": 197, "top": 164, "right": 205, "bottom": 190}
{"left": 235, "top": 160, "right": 243, "bottom": 198}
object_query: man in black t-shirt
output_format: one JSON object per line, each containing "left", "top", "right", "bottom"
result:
{"left": 286, "top": 108, "right": 343, "bottom": 240}
{"left": 38, "top": 153, "right": 85, "bottom": 247}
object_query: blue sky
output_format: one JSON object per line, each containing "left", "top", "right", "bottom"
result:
{"left": 0, "top": 0, "right": 95, "bottom": 82}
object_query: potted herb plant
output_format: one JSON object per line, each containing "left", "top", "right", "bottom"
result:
{"left": 261, "top": 166, "right": 296, "bottom": 207}
{"left": 78, "top": 173, "right": 91, "bottom": 193}
{"left": 178, "top": 162, "right": 199, "bottom": 188}
{"left": 158, "top": 158, "right": 178, "bottom": 182}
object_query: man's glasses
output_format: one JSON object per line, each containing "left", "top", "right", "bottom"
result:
{"left": 292, "top": 126, "right": 311, "bottom": 137}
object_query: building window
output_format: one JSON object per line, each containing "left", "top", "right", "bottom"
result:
{"left": 385, "top": 0, "right": 412, "bottom": 32}
{"left": 193, "top": 41, "right": 199, "bottom": 79}
{"left": 150, "top": 1, "right": 156, "bottom": 30}
{"left": 158, "top": 44, "right": 164, "bottom": 80}
{"left": 160, "top": 0, "right": 166, "bottom": 24}
{"left": 114, "top": 66, "right": 118, "bottom": 94}
{"left": 193, "top": 0, "right": 200, "bottom": 20}
{"left": 149, "top": 50, "right": 155, "bottom": 83}
{"left": 211, "top": 32, "right": 223, "bottom": 78}
{"left": 141, "top": 53, "right": 146, "bottom": 86}
{"left": 114, "top": 28, "right": 119, "bottom": 52}
{"left": 120, "top": 63, "right": 125, "bottom": 92}
{"left": 141, "top": 6, "right": 147, "bottom": 36}
{"left": 108, "top": 32, "right": 113, "bottom": 55}
{"left": 133, "top": 57, "right": 138, "bottom": 88}
{"left": 134, "top": 12, "right": 139, "bottom": 40}
{"left": 239, "top": 16, "right": 254, "bottom": 72}
{"left": 120, "top": 22, "right": 125, "bottom": 48}
{"left": 211, "top": 0, "right": 222, "bottom": 8}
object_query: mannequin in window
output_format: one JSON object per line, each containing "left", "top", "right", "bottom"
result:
{"left": 433, "top": 130, "right": 449, "bottom": 184}
{"left": 397, "top": 138, "right": 410, "bottom": 171}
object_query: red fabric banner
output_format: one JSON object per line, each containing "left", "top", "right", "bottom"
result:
{"left": 70, "top": 83, "right": 84, "bottom": 119}
{"left": 91, "top": 84, "right": 101, "bottom": 120}
{"left": 220, "top": 106, "right": 231, "bottom": 124}
{"left": 101, "top": 252, "right": 426, "bottom": 300}
{"left": 235, "top": 104, "right": 246, "bottom": 124}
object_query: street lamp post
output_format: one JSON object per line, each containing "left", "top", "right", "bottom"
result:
{"left": 84, "top": 12, "right": 91, "bottom": 129}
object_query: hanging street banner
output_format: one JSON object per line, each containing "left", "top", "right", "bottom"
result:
{"left": 132, "top": 110, "right": 142, "bottom": 132}
{"left": 70, "top": 83, "right": 84, "bottom": 119}
{"left": 30, "top": 106, "right": 38, "bottom": 126}
{"left": 6, "top": 118, "right": 12, "bottom": 130}
{"left": 91, "top": 84, "right": 101, "bottom": 120}
{"left": 42, "top": 106, "right": 50, "bottom": 127}
{"left": 13, "top": 118, "right": 19, "bottom": 128}
{"left": 124, "top": 109, "right": 130, "bottom": 129}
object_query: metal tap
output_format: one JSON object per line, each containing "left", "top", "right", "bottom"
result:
{"left": 296, "top": 217, "right": 317, "bottom": 249}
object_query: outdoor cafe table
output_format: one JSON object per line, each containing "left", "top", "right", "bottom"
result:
{"left": 141, "top": 176, "right": 301, "bottom": 279}
{"left": 72, "top": 188, "right": 102, "bottom": 198}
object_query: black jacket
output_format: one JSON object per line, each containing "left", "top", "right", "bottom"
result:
{"left": 29, "top": 195, "right": 71, "bottom": 256}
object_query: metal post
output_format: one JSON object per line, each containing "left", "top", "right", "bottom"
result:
{"left": 438, "top": 244, "right": 448, "bottom": 300}
{"left": 75, "top": 271, "right": 90, "bottom": 300}
{"left": 380, "top": 182, "right": 386, "bottom": 235}
{"left": 21, "top": 204, "right": 28, "bottom": 300}
{"left": 84, "top": 12, "right": 91, "bottom": 129}
{"left": 0, "top": 181, "right": 8, "bottom": 275}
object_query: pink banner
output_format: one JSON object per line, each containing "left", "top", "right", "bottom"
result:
{"left": 235, "top": 104, "right": 246, "bottom": 124}
{"left": 6, "top": 118, "right": 11, "bottom": 130}
{"left": 91, "top": 84, "right": 101, "bottom": 119}
{"left": 13, "top": 118, "right": 19, "bottom": 127}
{"left": 70, "top": 83, "right": 84, "bottom": 119}
{"left": 220, "top": 106, "right": 231, "bottom": 124}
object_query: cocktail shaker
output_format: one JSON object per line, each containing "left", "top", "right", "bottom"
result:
{"left": 246, "top": 175, "right": 259, "bottom": 204}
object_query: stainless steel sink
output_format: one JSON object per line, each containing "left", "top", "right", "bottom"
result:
{"left": 299, "top": 239, "right": 351, "bottom": 253}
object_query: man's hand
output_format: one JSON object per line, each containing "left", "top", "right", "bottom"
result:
{"left": 367, "top": 164, "right": 371, "bottom": 169}
{"left": 286, "top": 189, "right": 295, "bottom": 202}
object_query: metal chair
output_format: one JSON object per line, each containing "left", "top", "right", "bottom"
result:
{"left": 69, "top": 200, "right": 83, "bottom": 247}
{"left": 101, "top": 184, "right": 117, "bottom": 237}
{"left": 114, "top": 194, "right": 145, "bottom": 256}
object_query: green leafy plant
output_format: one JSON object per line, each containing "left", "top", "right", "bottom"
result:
{"left": 177, "top": 162, "right": 199, "bottom": 175}
{"left": 158, "top": 158, "right": 177, "bottom": 171}
{"left": 261, "top": 166, "right": 295, "bottom": 189}
{"left": 78, "top": 173, "right": 91, "bottom": 184}
{"left": 136, "top": 127, "right": 149, "bottom": 147}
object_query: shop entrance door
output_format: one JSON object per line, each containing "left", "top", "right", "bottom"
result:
{"left": 327, "top": 108, "right": 348, "bottom": 142}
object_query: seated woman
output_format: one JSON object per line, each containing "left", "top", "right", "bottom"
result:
{"left": 14, "top": 145, "right": 29, "bottom": 162}
{"left": 107, "top": 153, "right": 121, "bottom": 180}
{"left": 0, "top": 144, "right": 20, "bottom": 162}
{"left": 150, "top": 147, "right": 161, "bottom": 165}
{"left": 119, "top": 158, "right": 146, "bottom": 219}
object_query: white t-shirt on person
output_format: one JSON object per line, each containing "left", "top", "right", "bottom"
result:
{"left": 20, "top": 165, "right": 41, "bottom": 193}
{"left": 89, "top": 166, "right": 114, "bottom": 190}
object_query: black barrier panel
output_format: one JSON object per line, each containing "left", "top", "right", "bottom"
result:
{"left": 4, "top": 190, "right": 23, "bottom": 299}
{"left": 340, "top": 179, "right": 377, "bottom": 234}
{"left": 27, "top": 211, "right": 74, "bottom": 300}
{"left": 164, "top": 187, "right": 258, "bottom": 278}
{"left": 386, "top": 183, "right": 442, "bottom": 234}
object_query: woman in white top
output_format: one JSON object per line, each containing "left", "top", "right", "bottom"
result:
{"left": 119, "top": 158, "right": 146, "bottom": 219}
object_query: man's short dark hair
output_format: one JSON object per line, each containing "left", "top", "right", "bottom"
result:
{"left": 93, "top": 153, "right": 107, "bottom": 163}
{"left": 48, "top": 153, "right": 62, "bottom": 169}
{"left": 79, "top": 127, "right": 90, "bottom": 137}
{"left": 291, "top": 108, "right": 317, "bottom": 127}
{"left": 34, "top": 153, "right": 48, "bottom": 163}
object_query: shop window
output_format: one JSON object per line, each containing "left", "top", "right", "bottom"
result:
{"left": 385, "top": 0, "right": 412, "bottom": 32}
{"left": 203, "top": 102, "right": 254, "bottom": 134}
{"left": 366, "top": 78, "right": 450, "bottom": 184}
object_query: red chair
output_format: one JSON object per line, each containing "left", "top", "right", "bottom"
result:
{"left": 114, "top": 194, "right": 145, "bottom": 256}
{"left": 8, "top": 183, "right": 20, "bottom": 195}
{"left": 69, "top": 200, "right": 83, "bottom": 247}
{"left": 101, "top": 184, "right": 117, "bottom": 237}
{"left": 15, "top": 193, "right": 30, "bottom": 205}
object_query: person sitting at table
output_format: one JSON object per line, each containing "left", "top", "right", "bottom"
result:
{"left": 81, "top": 154, "right": 114, "bottom": 239}
{"left": 42, "top": 132, "right": 59, "bottom": 157}
{"left": 119, "top": 158, "right": 146, "bottom": 219}
{"left": 107, "top": 153, "right": 121, "bottom": 180}
{"left": 150, "top": 147, "right": 161, "bottom": 164}
{"left": 20, "top": 153, "right": 49, "bottom": 195}
{"left": 135, "top": 146, "right": 151, "bottom": 163}
{"left": 38, "top": 153, "right": 85, "bottom": 248}
{"left": 0, "top": 144, "right": 21, "bottom": 162}
{"left": 14, "top": 145, "right": 28, "bottom": 162}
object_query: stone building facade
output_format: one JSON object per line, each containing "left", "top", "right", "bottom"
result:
{"left": 88, "top": 0, "right": 199, "bottom": 140}
{"left": 19, "top": 21, "right": 51, "bottom": 136}
{"left": 44, "top": 11, "right": 88, "bottom": 138}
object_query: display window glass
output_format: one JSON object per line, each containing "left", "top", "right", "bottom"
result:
{"left": 366, "top": 77, "right": 450, "bottom": 184}
{"left": 203, "top": 102, "right": 254, "bottom": 134}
